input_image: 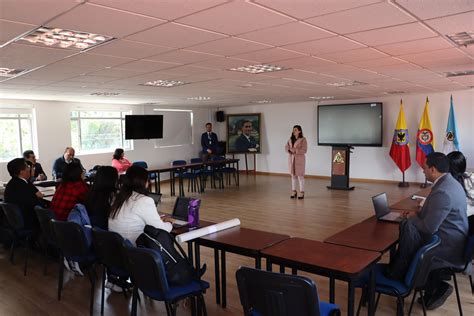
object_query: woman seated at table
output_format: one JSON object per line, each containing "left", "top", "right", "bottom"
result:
{"left": 112, "top": 148, "right": 132, "bottom": 173}
{"left": 85, "top": 166, "right": 118, "bottom": 230}
{"left": 50, "top": 162, "right": 88, "bottom": 221}
{"left": 447, "top": 151, "right": 474, "bottom": 218}
{"left": 108, "top": 165, "right": 173, "bottom": 244}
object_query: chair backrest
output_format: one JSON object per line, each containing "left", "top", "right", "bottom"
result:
{"left": 132, "top": 161, "right": 148, "bottom": 169}
{"left": 51, "top": 219, "right": 90, "bottom": 259}
{"left": 172, "top": 160, "right": 187, "bottom": 166}
{"left": 0, "top": 202, "right": 24, "bottom": 230}
{"left": 125, "top": 246, "right": 169, "bottom": 294}
{"left": 211, "top": 156, "right": 225, "bottom": 161}
{"left": 190, "top": 158, "right": 203, "bottom": 164}
{"left": 92, "top": 228, "right": 128, "bottom": 272}
{"left": 34, "top": 205, "right": 55, "bottom": 243}
{"left": 404, "top": 234, "right": 441, "bottom": 288}
{"left": 236, "top": 267, "right": 321, "bottom": 316}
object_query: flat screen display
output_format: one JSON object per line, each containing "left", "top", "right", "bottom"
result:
{"left": 125, "top": 115, "right": 163, "bottom": 140}
{"left": 317, "top": 103, "right": 383, "bottom": 147}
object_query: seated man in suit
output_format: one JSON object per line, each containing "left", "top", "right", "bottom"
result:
{"left": 407, "top": 152, "right": 468, "bottom": 310}
{"left": 200, "top": 122, "right": 219, "bottom": 160}
{"left": 52, "top": 146, "right": 84, "bottom": 180}
{"left": 23, "top": 150, "right": 47, "bottom": 182}
{"left": 235, "top": 120, "right": 260, "bottom": 152}
{"left": 4, "top": 158, "right": 46, "bottom": 231}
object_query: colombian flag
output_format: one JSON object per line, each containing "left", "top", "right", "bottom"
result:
{"left": 389, "top": 100, "right": 411, "bottom": 172}
{"left": 416, "top": 97, "right": 435, "bottom": 167}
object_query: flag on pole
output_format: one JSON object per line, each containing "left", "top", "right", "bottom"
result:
{"left": 416, "top": 97, "right": 435, "bottom": 167}
{"left": 442, "top": 95, "right": 460, "bottom": 154}
{"left": 389, "top": 99, "right": 411, "bottom": 172}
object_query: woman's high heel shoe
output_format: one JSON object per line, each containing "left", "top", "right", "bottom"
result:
{"left": 298, "top": 192, "right": 305, "bottom": 199}
{"left": 290, "top": 191, "right": 297, "bottom": 199}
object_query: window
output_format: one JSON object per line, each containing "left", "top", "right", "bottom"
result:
{"left": 71, "top": 110, "right": 132, "bottom": 154}
{"left": 152, "top": 109, "right": 193, "bottom": 148}
{"left": 0, "top": 108, "right": 35, "bottom": 162}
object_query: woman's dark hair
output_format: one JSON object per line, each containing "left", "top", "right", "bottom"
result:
{"left": 290, "top": 125, "right": 303, "bottom": 143}
{"left": 109, "top": 165, "right": 148, "bottom": 219}
{"left": 85, "top": 166, "right": 118, "bottom": 229}
{"left": 447, "top": 151, "right": 467, "bottom": 193}
{"left": 62, "top": 162, "right": 84, "bottom": 183}
{"left": 113, "top": 148, "right": 124, "bottom": 160}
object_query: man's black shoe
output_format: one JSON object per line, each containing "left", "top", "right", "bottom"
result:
{"left": 426, "top": 282, "right": 453, "bottom": 310}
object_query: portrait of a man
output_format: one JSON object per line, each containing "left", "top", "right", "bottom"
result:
{"left": 227, "top": 114, "right": 261, "bottom": 153}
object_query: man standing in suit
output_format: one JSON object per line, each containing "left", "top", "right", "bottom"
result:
{"left": 52, "top": 146, "right": 84, "bottom": 180}
{"left": 23, "top": 150, "right": 47, "bottom": 182}
{"left": 201, "top": 123, "right": 219, "bottom": 159}
{"left": 4, "top": 158, "right": 45, "bottom": 231}
{"left": 235, "top": 120, "right": 260, "bottom": 152}
{"left": 408, "top": 152, "right": 468, "bottom": 309}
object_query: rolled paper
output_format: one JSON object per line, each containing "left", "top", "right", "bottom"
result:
{"left": 176, "top": 218, "right": 240, "bottom": 243}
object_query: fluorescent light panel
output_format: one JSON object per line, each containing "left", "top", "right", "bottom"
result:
{"left": 327, "top": 81, "right": 368, "bottom": 87}
{"left": 445, "top": 70, "right": 474, "bottom": 77}
{"left": 141, "top": 80, "right": 188, "bottom": 87}
{"left": 229, "top": 64, "right": 288, "bottom": 74}
{"left": 309, "top": 96, "right": 334, "bottom": 100}
{"left": 0, "top": 68, "right": 27, "bottom": 77}
{"left": 187, "top": 96, "right": 211, "bottom": 101}
{"left": 90, "top": 92, "right": 120, "bottom": 96}
{"left": 252, "top": 99, "right": 272, "bottom": 104}
{"left": 446, "top": 31, "right": 474, "bottom": 46}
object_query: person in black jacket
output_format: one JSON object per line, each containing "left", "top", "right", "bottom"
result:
{"left": 52, "top": 147, "right": 84, "bottom": 180}
{"left": 4, "top": 158, "right": 46, "bottom": 230}
{"left": 23, "top": 150, "right": 47, "bottom": 182}
{"left": 200, "top": 122, "right": 219, "bottom": 159}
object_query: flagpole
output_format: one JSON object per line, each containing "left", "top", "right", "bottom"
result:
{"left": 398, "top": 171, "right": 409, "bottom": 187}
{"left": 420, "top": 177, "right": 430, "bottom": 188}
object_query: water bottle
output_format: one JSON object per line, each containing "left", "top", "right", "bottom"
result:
{"left": 188, "top": 198, "right": 200, "bottom": 228}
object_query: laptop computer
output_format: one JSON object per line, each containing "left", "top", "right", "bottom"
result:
{"left": 172, "top": 197, "right": 190, "bottom": 228}
{"left": 372, "top": 193, "right": 403, "bottom": 223}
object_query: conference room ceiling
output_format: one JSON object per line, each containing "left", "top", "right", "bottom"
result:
{"left": 0, "top": 0, "right": 473, "bottom": 106}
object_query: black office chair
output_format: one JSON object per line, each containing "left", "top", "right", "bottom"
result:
{"left": 34, "top": 205, "right": 56, "bottom": 275}
{"left": 0, "top": 202, "right": 33, "bottom": 276}
{"left": 51, "top": 219, "right": 96, "bottom": 315}
{"left": 236, "top": 266, "right": 340, "bottom": 316}
{"left": 125, "top": 245, "right": 209, "bottom": 316}
{"left": 91, "top": 228, "right": 130, "bottom": 315}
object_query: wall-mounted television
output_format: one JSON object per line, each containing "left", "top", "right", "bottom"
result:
{"left": 125, "top": 115, "right": 163, "bottom": 140}
{"left": 317, "top": 103, "right": 383, "bottom": 147}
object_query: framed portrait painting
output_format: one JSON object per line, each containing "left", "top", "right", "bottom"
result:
{"left": 227, "top": 113, "right": 261, "bottom": 154}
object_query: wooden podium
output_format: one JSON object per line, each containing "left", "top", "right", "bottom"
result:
{"left": 327, "top": 146, "right": 354, "bottom": 190}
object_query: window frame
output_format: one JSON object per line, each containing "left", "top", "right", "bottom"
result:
{"left": 0, "top": 109, "right": 36, "bottom": 162}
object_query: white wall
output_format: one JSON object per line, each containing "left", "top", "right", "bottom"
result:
{"left": 0, "top": 99, "right": 214, "bottom": 182}
{"left": 215, "top": 89, "right": 474, "bottom": 183}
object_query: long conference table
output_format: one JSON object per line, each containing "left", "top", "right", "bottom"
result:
{"left": 171, "top": 186, "right": 432, "bottom": 316}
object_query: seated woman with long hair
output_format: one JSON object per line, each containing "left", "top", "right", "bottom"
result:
{"left": 50, "top": 162, "right": 88, "bottom": 221}
{"left": 108, "top": 165, "right": 172, "bottom": 244}
{"left": 447, "top": 151, "right": 474, "bottom": 217}
{"left": 111, "top": 148, "right": 132, "bottom": 173}
{"left": 85, "top": 166, "right": 118, "bottom": 230}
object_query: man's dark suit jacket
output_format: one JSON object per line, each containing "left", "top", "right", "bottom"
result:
{"left": 235, "top": 134, "right": 258, "bottom": 152}
{"left": 4, "top": 177, "right": 44, "bottom": 230}
{"left": 33, "top": 162, "right": 47, "bottom": 180}
{"left": 52, "top": 156, "right": 83, "bottom": 179}
{"left": 201, "top": 132, "right": 218, "bottom": 153}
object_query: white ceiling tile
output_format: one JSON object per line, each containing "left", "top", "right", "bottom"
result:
{"left": 159, "top": 65, "right": 222, "bottom": 76}
{"left": 305, "top": 2, "right": 415, "bottom": 34}
{"left": 47, "top": 3, "right": 166, "bottom": 38}
{"left": 238, "top": 21, "right": 333, "bottom": 46}
{"left": 88, "top": 40, "right": 175, "bottom": 59}
{"left": 0, "top": 20, "right": 36, "bottom": 46}
{"left": 276, "top": 56, "right": 336, "bottom": 70}
{"left": 126, "top": 22, "right": 226, "bottom": 48}
{"left": 176, "top": 1, "right": 294, "bottom": 35}
{"left": 230, "top": 48, "right": 306, "bottom": 63}
{"left": 85, "top": 68, "right": 145, "bottom": 79}
{"left": 145, "top": 49, "right": 218, "bottom": 64}
{"left": 252, "top": 0, "right": 383, "bottom": 20}
{"left": 113, "top": 60, "right": 180, "bottom": 72}
{"left": 399, "top": 48, "right": 469, "bottom": 63}
{"left": 425, "top": 11, "right": 474, "bottom": 36}
{"left": 0, "top": 43, "right": 74, "bottom": 69}
{"left": 448, "top": 74, "right": 474, "bottom": 85}
{"left": 90, "top": 0, "right": 230, "bottom": 20}
{"left": 283, "top": 36, "right": 366, "bottom": 55}
{"left": 319, "top": 47, "right": 387, "bottom": 63}
{"left": 186, "top": 37, "right": 271, "bottom": 56}
{"left": 347, "top": 57, "right": 408, "bottom": 69}
{"left": 347, "top": 23, "right": 437, "bottom": 46}
{"left": 375, "top": 37, "right": 454, "bottom": 55}
{"left": 0, "top": 0, "right": 79, "bottom": 25}
{"left": 394, "top": 0, "right": 474, "bottom": 20}
{"left": 57, "top": 53, "right": 134, "bottom": 68}
{"left": 62, "top": 75, "right": 117, "bottom": 84}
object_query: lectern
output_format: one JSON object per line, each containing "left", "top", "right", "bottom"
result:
{"left": 327, "top": 146, "right": 354, "bottom": 190}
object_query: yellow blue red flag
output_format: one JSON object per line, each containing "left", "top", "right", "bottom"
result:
{"left": 416, "top": 97, "right": 435, "bottom": 167}
{"left": 389, "top": 99, "right": 411, "bottom": 172}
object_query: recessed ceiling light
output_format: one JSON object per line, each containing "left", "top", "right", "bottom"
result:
{"left": 327, "top": 81, "right": 368, "bottom": 87}
{"left": 384, "top": 91, "right": 406, "bottom": 95}
{"left": 0, "top": 67, "right": 27, "bottom": 77}
{"left": 229, "top": 64, "right": 288, "bottom": 74}
{"left": 309, "top": 96, "right": 334, "bottom": 100}
{"left": 446, "top": 31, "right": 474, "bottom": 46}
{"left": 17, "top": 26, "right": 114, "bottom": 51}
{"left": 90, "top": 92, "right": 120, "bottom": 96}
{"left": 187, "top": 96, "right": 211, "bottom": 101}
{"left": 445, "top": 70, "right": 474, "bottom": 77}
{"left": 141, "top": 80, "right": 188, "bottom": 88}
{"left": 252, "top": 99, "right": 272, "bottom": 104}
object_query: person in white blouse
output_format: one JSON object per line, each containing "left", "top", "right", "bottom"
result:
{"left": 108, "top": 165, "right": 173, "bottom": 244}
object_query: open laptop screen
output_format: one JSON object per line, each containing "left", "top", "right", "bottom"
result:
{"left": 172, "top": 197, "right": 190, "bottom": 221}
{"left": 372, "top": 192, "right": 390, "bottom": 218}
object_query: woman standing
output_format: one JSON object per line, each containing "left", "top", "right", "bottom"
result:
{"left": 285, "top": 125, "right": 308, "bottom": 199}
{"left": 112, "top": 148, "right": 132, "bottom": 173}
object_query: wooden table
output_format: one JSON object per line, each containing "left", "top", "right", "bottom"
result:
{"left": 195, "top": 226, "right": 289, "bottom": 307}
{"left": 389, "top": 187, "right": 431, "bottom": 212}
{"left": 261, "top": 238, "right": 380, "bottom": 316}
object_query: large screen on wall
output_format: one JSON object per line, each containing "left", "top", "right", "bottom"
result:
{"left": 317, "top": 103, "right": 383, "bottom": 147}
{"left": 125, "top": 115, "right": 163, "bottom": 140}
